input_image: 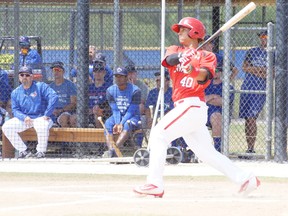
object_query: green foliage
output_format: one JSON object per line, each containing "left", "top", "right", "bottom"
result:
{"left": 0, "top": 54, "right": 14, "bottom": 70}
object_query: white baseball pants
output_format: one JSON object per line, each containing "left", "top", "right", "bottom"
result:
{"left": 2, "top": 117, "right": 53, "bottom": 153}
{"left": 147, "top": 97, "right": 253, "bottom": 190}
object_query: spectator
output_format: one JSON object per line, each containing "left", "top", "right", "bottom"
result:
{"left": 49, "top": 61, "right": 77, "bottom": 128}
{"left": 126, "top": 64, "right": 148, "bottom": 124}
{"left": 0, "top": 68, "right": 12, "bottom": 109}
{"left": 2, "top": 66, "right": 58, "bottom": 159}
{"left": 205, "top": 69, "right": 235, "bottom": 152}
{"left": 202, "top": 35, "right": 239, "bottom": 81}
{"left": 104, "top": 67, "right": 141, "bottom": 157}
{"left": 88, "top": 61, "right": 111, "bottom": 128}
{"left": 18, "top": 36, "right": 44, "bottom": 81}
{"left": 145, "top": 69, "right": 173, "bottom": 128}
{"left": 239, "top": 30, "right": 271, "bottom": 155}
{"left": 70, "top": 46, "right": 113, "bottom": 85}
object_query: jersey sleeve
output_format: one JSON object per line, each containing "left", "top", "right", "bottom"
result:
{"left": 11, "top": 90, "right": 27, "bottom": 121}
{"left": 244, "top": 49, "right": 253, "bottom": 64}
{"left": 106, "top": 88, "right": 121, "bottom": 124}
{"left": 70, "top": 82, "right": 77, "bottom": 95}
{"left": 42, "top": 83, "right": 59, "bottom": 117}
{"left": 131, "top": 88, "right": 141, "bottom": 105}
{"left": 145, "top": 90, "right": 154, "bottom": 109}
{"left": 161, "top": 45, "right": 180, "bottom": 67}
{"left": 199, "top": 51, "right": 217, "bottom": 79}
{"left": 120, "top": 90, "right": 141, "bottom": 125}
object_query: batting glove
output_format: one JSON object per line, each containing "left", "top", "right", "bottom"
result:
{"left": 179, "top": 49, "right": 199, "bottom": 76}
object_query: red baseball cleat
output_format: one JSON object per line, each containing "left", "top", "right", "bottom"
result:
{"left": 133, "top": 184, "right": 164, "bottom": 198}
{"left": 238, "top": 176, "right": 261, "bottom": 196}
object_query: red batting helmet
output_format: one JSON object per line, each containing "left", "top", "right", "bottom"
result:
{"left": 171, "top": 17, "right": 206, "bottom": 40}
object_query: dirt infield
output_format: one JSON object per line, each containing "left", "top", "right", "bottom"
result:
{"left": 0, "top": 172, "right": 287, "bottom": 216}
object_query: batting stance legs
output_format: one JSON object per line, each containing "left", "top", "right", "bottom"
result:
{"left": 134, "top": 97, "right": 260, "bottom": 197}
{"left": 2, "top": 117, "right": 53, "bottom": 154}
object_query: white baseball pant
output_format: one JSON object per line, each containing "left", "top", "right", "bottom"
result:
{"left": 147, "top": 97, "right": 253, "bottom": 190}
{"left": 2, "top": 117, "right": 53, "bottom": 153}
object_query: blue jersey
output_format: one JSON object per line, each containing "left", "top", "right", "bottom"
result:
{"left": 214, "top": 52, "right": 235, "bottom": 72}
{"left": 0, "top": 69, "right": 12, "bottom": 103}
{"left": 205, "top": 80, "right": 234, "bottom": 115}
{"left": 19, "top": 49, "right": 43, "bottom": 69}
{"left": 11, "top": 81, "right": 58, "bottom": 121}
{"left": 241, "top": 47, "right": 267, "bottom": 91}
{"left": 145, "top": 87, "right": 174, "bottom": 115}
{"left": 88, "top": 82, "right": 110, "bottom": 108}
{"left": 106, "top": 83, "right": 141, "bottom": 125}
{"left": 49, "top": 79, "right": 77, "bottom": 109}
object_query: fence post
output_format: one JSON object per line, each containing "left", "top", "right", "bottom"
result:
{"left": 265, "top": 22, "right": 274, "bottom": 161}
{"left": 274, "top": 0, "right": 288, "bottom": 163}
{"left": 13, "top": 0, "right": 20, "bottom": 88}
{"left": 69, "top": 10, "right": 76, "bottom": 81}
{"left": 76, "top": 0, "right": 90, "bottom": 128}
{"left": 222, "top": 0, "right": 232, "bottom": 156}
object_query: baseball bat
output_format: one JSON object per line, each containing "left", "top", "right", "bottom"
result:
{"left": 97, "top": 116, "right": 123, "bottom": 157}
{"left": 197, "top": 2, "right": 256, "bottom": 50}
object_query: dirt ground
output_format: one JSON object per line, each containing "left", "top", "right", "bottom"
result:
{"left": 0, "top": 173, "right": 287, "bottom": 216}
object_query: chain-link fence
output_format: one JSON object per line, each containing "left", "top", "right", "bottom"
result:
{"left": 0, "top": 0, "right": 286, "bottom": 163}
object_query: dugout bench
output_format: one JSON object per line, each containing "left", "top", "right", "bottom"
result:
{"left": 1, "top": 127, "right": 106, "bottom": 158}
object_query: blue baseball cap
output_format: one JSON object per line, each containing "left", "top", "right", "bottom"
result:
{"left": 125, "top": 64, "right": 137, "bottom": 73}
{"left": 257, "top": 30, "right": 267, "bottom": 37}
{"left": 94, "top": 53, "right": 106, "bottom": 63}
{"left": 114, "top": 67, "right": 128, "bottom": 76}
{"left": 19, "top": 66, "right": 33, "bottom": 74}
{"left": 93, "top": 61, "right": 105, "bottom": 72}
{"left": 50, "top": 61, "right": 65, "bottom": 70}
{"left": 19, "top": 36, "right": 31, "bottom": 47}
{"left": 154, "top": 69, "right": 170, "bottom": 80}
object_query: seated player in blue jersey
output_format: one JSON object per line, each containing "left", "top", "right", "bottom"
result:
{"left": 49, "top": 61, "right": 77, "bottom": 128}
{"left": 88, "top": 61, "right": 111, "bottom": 128}
{"left": 2, "top": 66, "right": 58, "bottom": 158}
{"left": 205, "top": 69, "right": 235, "bottom": 152}
{"left": 104, "top": 67, "right": 141, "bottom": 157}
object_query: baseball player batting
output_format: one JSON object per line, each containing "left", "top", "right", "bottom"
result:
{"left": 133, "top": 17, "right": 260, "bottom": 198}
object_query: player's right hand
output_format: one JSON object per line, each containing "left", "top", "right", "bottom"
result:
{"left": 179, "top": 49, "right": 198, "bottom": 74}
{"left": 24, "top": 116, "right": 33, "bottom": 127}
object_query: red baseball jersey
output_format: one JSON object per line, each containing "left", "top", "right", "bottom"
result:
{"left": 162, "top": 45, "right": 216, "bottom": 102}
